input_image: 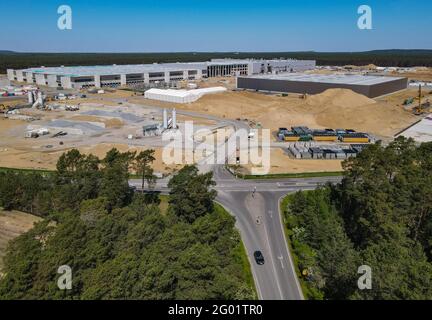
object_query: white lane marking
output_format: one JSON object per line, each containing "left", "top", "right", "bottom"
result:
{"left": 278, "top": 255, "right": 285, "bottom": 269}
{"left": 213, "top": 200, "right": 264, "bottom": 300}
{"left": 262, "top": 215, "right": 284, "bottom": 300}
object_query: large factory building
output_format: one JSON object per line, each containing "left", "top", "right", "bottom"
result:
{"left": 7, "top": 59, "right": 316, "bottom": 89}
{"left": 236, "top": 73, "right": 408, "bottom": 98}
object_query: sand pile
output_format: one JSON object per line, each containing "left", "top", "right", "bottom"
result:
{"left": 307, "top": 89, "right": 415, "bottom": 136}
{"left": 305, "top": 88, "right": 376, "bottom": 108}
{"left": 138, "top": 88, "right": 415, "bottom": 138}
{"left": 343, "top": 64, "right": 377, "bottom": 70}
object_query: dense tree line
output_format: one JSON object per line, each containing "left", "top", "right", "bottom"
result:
{"left": 283, "top": 137, "right": 432, "bottom": 300}
{"left": 1, "top": 50, "right": 432, "bottom": 73}
{"left": 0, "top": 150, "right": 255, "bottom": 299}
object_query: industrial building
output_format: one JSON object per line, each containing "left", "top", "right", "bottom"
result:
{"left": 144, "top": 87, "right": 227, "bottom": 104}
{"left": 206, "top": 59, "right": 316, "bottom": 77}
{"left": 236, "top": 73, "right": 408, "bottom": 98}
{"left": 6, "top": 59, "right": 315, "bottom": 89}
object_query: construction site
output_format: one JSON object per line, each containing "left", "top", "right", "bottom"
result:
{"left": 1, "top": 63, "right": 432, "bottom": 175}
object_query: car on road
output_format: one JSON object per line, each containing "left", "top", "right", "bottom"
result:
{"left": 254, "top": 251, "right": 265, "bottom": 265}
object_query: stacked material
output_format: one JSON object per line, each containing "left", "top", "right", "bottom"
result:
{"left": 339, "top": 133, "right": 369, "bottom": 143}
{"left": 277, "top": 126, "right": 369, "bottom": 143}
{"left": 287, "top": 143, "right": 361, "bottom": 160}
{"left": 288, "top": 144, "right": 301, "bottom": 159}
{"left": 310, "top": 147, "right": 324, "bottom": 159}
{"left": 322, "top": 145, "right": 346, "bottom": 159}
{"left": 145, "top": 87, "right": 227, "bottom": 104}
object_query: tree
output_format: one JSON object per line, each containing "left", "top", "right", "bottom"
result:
{"left": 100, "top": 148, "right": 135, "bottom": 211}
{"left": 0, "top": 181, "right": 253, "bottom": 300}
{"left": 54, "top": 149, "right": 101, "bottom": 212}
{"left": 0, "top": 150, "right": 255, "bottom": 300}
{"left": 133, "top": 150, "right": 156, "bottom": 191}
{"left": 282, "top": 137, "right": 432, "bottom": 299}
{"left": 56, "top": 149, "right": 84, "bottom": 177}
{"left": 352, "top": 233, "right": 432, "bottom": 300}
{"left": 168, "top": 165, "right": 216, "bottom": 223}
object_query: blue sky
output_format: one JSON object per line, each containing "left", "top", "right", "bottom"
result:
{"left": 1, "top": 0, "right": 431, "bottom": 52}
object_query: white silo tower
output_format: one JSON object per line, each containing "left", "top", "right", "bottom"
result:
{"left": 163, "top": 108, "right": 168, "bottom": 129}
{"left": 27, "top": 91, "right": 34, "bottom": 104}
{"left": 172, "top": 108, "right": 177, "bottom": 129}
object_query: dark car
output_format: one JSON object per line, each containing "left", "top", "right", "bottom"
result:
{"left": 254, "top": 251, "right": 265, "bottom": 265}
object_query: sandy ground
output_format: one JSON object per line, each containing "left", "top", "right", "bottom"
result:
{"left": 0, "top": 83, "right": 422, "bottom": 175}
{"left": 391, "top": 67, "right": 432, "bottom": 82}
{"left": 0, "top": 97, "right": 218, "bottom": 173}
{"left": 241, "top": 148, "right": 343, "bottom": 174}
{"left": 139, "top": 88, "right": 417, "bottom": 139}
{"left": 0, "top": 143, "right": 184, "bottom": 174}
{"left": 131, "top": 87, "right": 419, "bottom": 174}
{"left": 0, "top": 209, "right": 42, "bottom": 272}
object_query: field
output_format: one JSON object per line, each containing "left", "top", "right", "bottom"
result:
{"left": 0, "top": 209, "right": 42, "bottom": 272}
{"left": 0, "top": 96, "right": 216, "bottom": 174}
{"left": 243, "top": 148, "right": 344, "bottom": 174}
{"left": 140, "top": 87, "right": 418, "bottom": 140}
{"left": 0, "top": 67, "right": 427, "bottom": 175}
{"left": 1, "top": 84, "right": 421, "bottom": 175}
{"left": 391, "top": 67, "right": 432, "bottom": 82}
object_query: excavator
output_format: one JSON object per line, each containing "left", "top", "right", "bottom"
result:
{"left": 0, "top": 104, "right": 11, "bottom": 114}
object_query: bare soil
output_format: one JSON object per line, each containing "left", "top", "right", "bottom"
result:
{"left": 0, "top": 209, "right": 42, "bottom": 271}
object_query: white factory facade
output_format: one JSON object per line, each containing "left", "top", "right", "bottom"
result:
{"left": 7, "top": 59, "right": 316, "bottom": 89}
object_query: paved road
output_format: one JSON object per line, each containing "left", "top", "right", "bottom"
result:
{"left": 114, "top": 96, "right": 344, "bottom": 300}
{"left": 130, "top": 166, "right": 342, "bottom": 300}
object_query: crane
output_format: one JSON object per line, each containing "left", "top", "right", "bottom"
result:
{"left": 414, "top": 84, "right": 424, "bottom": 115}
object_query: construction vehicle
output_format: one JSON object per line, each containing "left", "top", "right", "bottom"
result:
{"left": 0, "top": 104, "right": 11, "bottom": 113}
{"left": 403, "top": 97, "right": 414, "bottom": 106}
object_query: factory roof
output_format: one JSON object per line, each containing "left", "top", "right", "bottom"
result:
{"left": 20, "top": 62, "right": 207, "bottom": 77}
{"left": 241, "top": 73, "right": 406, "bottom": 86}
{"left": 208, "top": 58, "right": 312, "bottom": 66}
{"left": 16, "top": 59, "right": 315, "bottom": 77}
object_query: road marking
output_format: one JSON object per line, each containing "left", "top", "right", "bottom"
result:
{"left": 262, "top": 214, "right": 285, "bottom": 300}
{"left": 213, "top": 200, "right": 263, "bottom": 300}
{"left": 256, "top": 216, "right": 262, "bottom": 225}
{"left": 268, "top": 210, "right": 273, "bottom": 218}
{"left": 278, "top": 255, "right": 284, "bottom": 269}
